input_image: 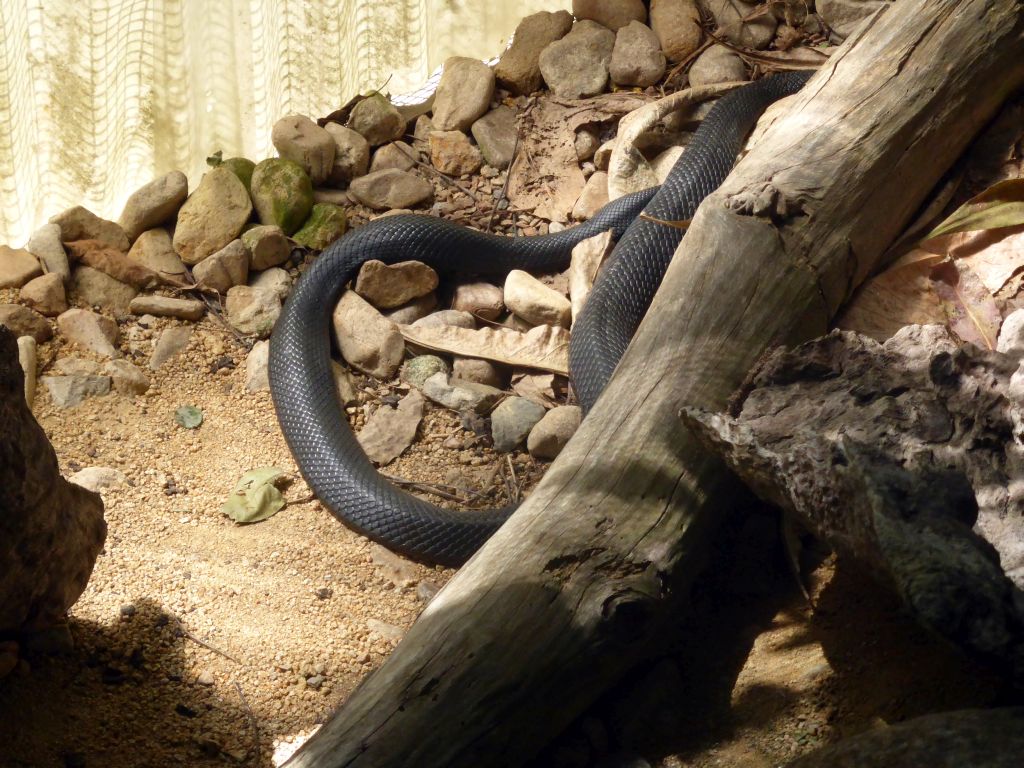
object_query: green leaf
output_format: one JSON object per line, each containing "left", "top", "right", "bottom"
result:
{"left": 206, "top": 149, "right": 224, "bottom": 167}
{"left": 221, "top": 467, "right": 289, "bottom": 524}
{"left": 925, "top": 178, "right": 1024, "bottom": 240}
{"left": 174, "top": 405, "right": 203, "bottom": 429}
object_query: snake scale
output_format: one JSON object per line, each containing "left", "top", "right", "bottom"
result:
{"left": 269, "top": 71, "right": 811, "bottom": 567}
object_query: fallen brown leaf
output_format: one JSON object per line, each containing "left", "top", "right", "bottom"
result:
{"left": 930, "top": 260, "right": 1002, "bottom": 350}
{"left": 399, "top": 323, "right": 570, "bottom": 375}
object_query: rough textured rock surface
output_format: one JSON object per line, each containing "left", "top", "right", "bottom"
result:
{"left": 609, "top": 21, "right": 667, "bottom": 87}
{"left": 0, "top": 326, "right": 106, "bottom": 634}
{"left": 702, "top": 0, "right": 777, "bottom": 50}
{"left": 117, "top": 171, "right": 188, "bottom": 241}
{"left": 573, "top": 0, "right": 647, "bottom": 30}
{"left": 272, "top": 114, "right": 336, "bottom": 186}
{"left": 649, "top": 0, "right": 703, "bottom": 62}
{"left": 430, "top": 57, "right": 495, "bottom": 132}
{"left": 325, "top": 123, "right": 371, "bottom": 185}
{"left": 539, "top": 20, "right": 616, "bottom": 100}
{"left": 683, "top": 325, "right": 1024, "bottom": 682}
{"left": 495, "top": 10, "right": 574, "bottom": 95}
{"left": 172, "top": 167, "right": 252, "bottom": 264}
{"left": 785, "top": 708, "right": 1024, "bottom": 767}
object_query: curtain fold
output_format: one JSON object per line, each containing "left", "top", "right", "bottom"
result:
{"left": 0, "top": 0, "right": 567, "bottom": 246}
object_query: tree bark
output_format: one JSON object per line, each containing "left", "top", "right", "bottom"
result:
{"left": 288, "top": 1, "right": 1024, "bottom": 765}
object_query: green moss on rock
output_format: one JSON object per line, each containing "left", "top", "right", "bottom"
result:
{"left": 221, "top": 157, "right": 256, "bottom": 192}
{"left": 249, "top": 158, "right": 314, "bottom": 235}
{"left": 292, "top": 204, "right": 347, "bottom": 250}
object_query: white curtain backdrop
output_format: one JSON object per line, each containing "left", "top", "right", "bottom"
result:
{"left": 0, "top": 0, "right": 569, "bottom": 246}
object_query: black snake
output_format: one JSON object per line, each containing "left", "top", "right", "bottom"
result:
{"left": 269, "top": 71, "right": 811, "bottom": 566}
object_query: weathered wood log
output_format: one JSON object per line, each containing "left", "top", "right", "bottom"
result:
{"left": 288, "top": 2, "right": 1024, "bottom": 765}
{"left": 784, "top": 708, "right": 1024, "bottom": 768}
{"left": 683, "top": 325, "right": 1024, "bottom": 680}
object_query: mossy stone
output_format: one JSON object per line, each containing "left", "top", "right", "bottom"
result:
{"left": 292, "top": 203, "right": 347, "bottom": 250}
{"left": 221, "top": 157, "right": 256, "bottom": 192}
{"left": 249, "top": 158, "right": 314, "bottom": 235}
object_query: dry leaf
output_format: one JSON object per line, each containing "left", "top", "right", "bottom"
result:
{"left": 511, "top": 372, "right": 566, "bottom": 409}
{"left": 944, "top": 225, "right": 1024, "bottom": 294}
{"left": 569, "top": 230, "right": 615, "bottom": 322}
{"left": 836, "top": 249, "right": 946, "bottom": 341}
{"left": 925, "top": 178, "right": 1024, "bottom": 239}
{"left": 399, "top": 323, "right": 570, "bottom": 375}
{"left": 930, "top": 260, "right": 1002, "bottom": 350}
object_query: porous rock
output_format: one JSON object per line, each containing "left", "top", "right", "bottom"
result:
{"left": 401, "top": 355, "right": 450, "bottom": 389}
{"left": 0, "top": 327, "right": 106, "bottom": 634}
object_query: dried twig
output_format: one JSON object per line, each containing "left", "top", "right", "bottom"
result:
{"left": 381, "top": 473, "right": 486, "bottom": 504}
{"left": 174, "top": 618, "right": 243, "bottom": 665}
{"left": 233, "top": 680, "right": 262, "bottom": 765}
{"left": 505, "top": 455, "right": 521, "bottom": 504}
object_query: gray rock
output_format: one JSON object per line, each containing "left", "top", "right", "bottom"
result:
{"left": 150, "top": 326, "right": 193, "bottom": 369}
{"left": 357, "top": 389, "right": 425, "bottom": 465}
{"left": 128, "top": 295, "right": 205, "bottom": 321}
{"left": 491, "top": 396, "right": 546, "bottom": 452}
{"left": 383, "top": 293, "right": 438, "bottom": 325}
{"left": 68, "top": 467, "right": 126, "bottom": 492}
{"left": 410, "top": 309, "right": 477, "bottom": 331}
{"left": 401, "top": 355, "right": 450, "bottom": 389}
{"left": 100, "top": 359, "right": 150, "bottom": 394}
{"left": 0, "top": 304, "right": 53, "bottom": 343}
{"left": 421, "top": 373, "right": 504, "bottom": 414}
{"left": 609, "top": 21, "right": 666, "bottom": 87}
{"left": 17, "top": 336, "right": 36, "bottom": 406}
{"left": 248, "top": 267, "right": 292, "bottom": 301}
{"left": 313, "top": 188, "right": 350, "bottom": 206}
{"left": 471, "top": 107, "right": 517, "bottom": 170}
{"left": 27, "top": 223, "right": 70, "bottom": 282}
{"left": 413, "top": 114, "right": 435, "bottom": 143}
{"left": 117, "top": 171, "right": 188, "bottom": 241}
{"left": 539, "top": 20, "right": 616, "bottom": 99}
{"left": 245, "top": 340, "right": 270, "bottom": 392}
{"left": 702, "top": 0, "right": 777, "bottom": 50}
{"left": 19, "top": 274, "right": 66, "bottom": 317}
{"left": 369, "top": 141, "right": 417, "bottom": 174}
{"left": 49, "top": 206, "right": 129, "bottom": 251}
{"left": 575, "top": 127, "right": 601, "bottom": 161}
{"left": 649, "top": 0, "right": 703, "bottom": 62}
{"left": 192, "top": 239, "right": 249, "bottom": 294}
{"left": 573, "top": 0, "right": 647, "bottom": 30}
{"left": 70, "top": 266, "right": 138, "bottom": 313}
{"left": 0, "top": 327, "right": 106, "bottom": 635}
{"left": 431, "top": 57, "right": 495, "bottom": 132}
{"left": 332, "top": 291, "right": 405, "bottom": 379}
{"left": 347, "top": 93, "right": 406, "bottom": 146}
{"left": 495, "top": 10, "right": 574, "bottom": 95}
{"left": 172, "top": 167, "right": 252, "bottom": 264}
{"left": 453, "top": 357, "right": 509, "bottom": 389}
{"left": 688, "top": 44, "right": 748, "bottom": 86}
{"left": 272, "top": 114, "right": 336, "bottom": 185}
{"left": 0, "top": 246, "right": 42, "bottom": 289}
{"left": 429, "top": 130, "right": 483, "bottom": 177}
{"left": 242, "top": 225, "right": 291, "bottom": 271}
{"left": 816, "top": 0, "right": 889, "bottom": 39}
{"left": 451, "top": 282, "right": 504, "bottom": 320}
{"left": 355, "top": 259, "right": 439, "bottom": 309}
{"left": 42, "top": 375, "right": 111, "bottom": 408}
{"left": 324, "top": 123, "right": 371, "bottom": 185}
{"left": 57, "top": 309, "right": 120, "bottom": 358}
{"left": 127, "top": 228, "right": 187, "bottom": 282}
{"left": 348, "top": 169, "right": 433, "bottom": 210}
{"left": 572, "top": 171, "right": 610, "bottom": 221}
{"left": 528, "top": 405, "right": 582, "bottom": 459}
{"left": 249, "top": 158, "right": 314, "bottom": 236}
{"left": 225, "top": 285, "right": 282, "bottom": 338}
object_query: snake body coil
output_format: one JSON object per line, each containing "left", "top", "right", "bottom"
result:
{"left": 269, "top": 72, "right": 810, "bottom": 566}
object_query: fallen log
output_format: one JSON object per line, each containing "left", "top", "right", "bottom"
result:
{"left": 288, "top": 1, "right": 1024, "bottom": 765}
